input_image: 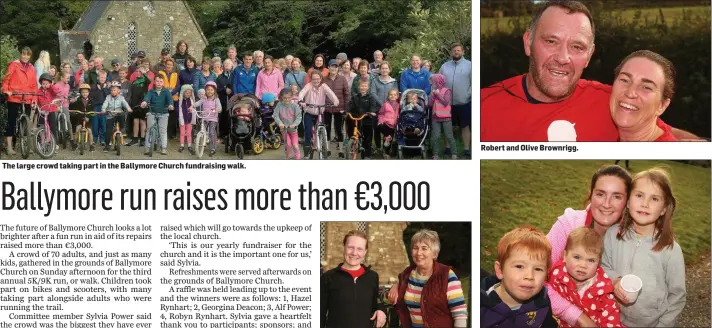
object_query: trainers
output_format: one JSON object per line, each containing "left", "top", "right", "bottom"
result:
{"left": 89, "top": 145, "right": 95, "bottom": 152}
{"left": 55, "top": 145, "right": 60, "bottom": 150}
{"left": 6, "top": 148, "right": 16, "bottom": 155}
{"left": 443, "top": 148, "right": 452, "bottom": 157}
{"left": 463, "top": 149, "right": 471, "bottom": 159}
{"left": 127, "top": 138, "right": 138, "bottom": 146}
{"left": 210, "top": 150, "right": 215, "bottom": 157}
{"left": 144, "top": 151, "right": 150, "bottom": 156}
{"left": 178, "top": 146, "right": 184, "bottom": 153}
{"left": 433, "top": 156, "right": 440, "bottom": 160}
{"left": 103, "top": 145, "right": 110, "bottom": 153}
{"left": 451, "top": 155, "right": 458, "bottom": 160}
{"left": 188, "top": 147, "right": 195, "bottom": 155}
{"left": 161, "top": 149, "right": 168, "bottom": 155}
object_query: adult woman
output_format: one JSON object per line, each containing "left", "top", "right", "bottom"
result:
{"left": 216, "top": 59, "right": 234, "bottom": 140}
{"left": 351, "top": 60, "right": 372, "bottom": 97}
{"left": 61, "top": 62, "right": 76, "bottom": 89}
{"left": 159, "top": 58, "right": 179, "bottom": 139}
{"left": 323, "top": 59, "right": 350, "bottom": 148}
{"left": 74, "top": 59, "right": 89, "bottom": 87}
{"left": 193, "top": 57, "right": 216, "bottom": 93}
{"left": 422, "top": 60, "right": 432, "bottom": 72}
{"left": 275, "top": 58, "right": 286, "bottom": 75}
{"left": 609, "top": 50, "right": 678, "bottom": 141}
{"left": 175, "top": 56, "right": 197, "bottom": 96}
{"left": 305, "top": 54, "right": 328, "bottom": 84}
{"left": 173, "top": 40, "right": 189, "bottom": 72}
{"left": 369, "top": 50, "right": 384, "bottom": 75}
{"left": 369, "top": 61, "right": 398, "bottom": 150}
{"left": 284, "top": 58, "right": 306, "bottom": 92}
{"left": 387, "top": 229, "right": 468, "bottom": 328}
{"left": 545, "top": 164, "right": 632, "bottom": 327}
{"left": 339, "top": 60, "right": 357, "bottom": 90}
{"left": 2, "top": 47, "right": 38, "bottom": 155}
{"left": 255, "top": 56, "right": 284, "bottom": 100}
{"left": 48, "top": 65, "right": 57, "bottom": 80}
{"left": 34, "top": 50, "right": 51, "bottom": 87}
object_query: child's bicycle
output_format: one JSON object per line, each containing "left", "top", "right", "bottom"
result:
{"left": 106, "top": 109, "right": 127, "bottom": 156}
{"left": 344, "top": 112, "right": 370, "bottom": 160}
{"left": 193, "top": 108, "right": 213, "bottom": 159}
{"left": 140, "top": 105, "right": 165, "bottom": 157}
{"left": 301, "top": 102, "right": 333, "bottom": 160}
{"left": 69, "top": 110, "right": 99, "bottom": 155}
{"left": 33, "top": 102, "right": 59, "bottom": 159}
{"left": 56, "top": 102, "right": 72, "bottom": 150}
{"left": 7, "top": 91, "right": 40, "bottom": 159}
{"left": 256, "top": 121, "right": 282, "bottom": 154}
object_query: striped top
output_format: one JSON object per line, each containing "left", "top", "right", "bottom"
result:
{"left": 404, "top": 269, "right": 468, "bottom": 327}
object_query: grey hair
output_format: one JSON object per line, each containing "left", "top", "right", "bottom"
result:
{"left": 411, "top": 229, "right": 441, "bottom": 257}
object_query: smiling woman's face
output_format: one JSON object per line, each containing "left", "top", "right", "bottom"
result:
{"left": 609, "top": 56, "right": 670, "bottom": 132}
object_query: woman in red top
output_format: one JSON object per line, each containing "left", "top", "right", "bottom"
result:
{"left": 305, "top": 54, "right": 328, "bottom": 84}
{"left": 2, "top": 47, "right": 38, "bottom": 155}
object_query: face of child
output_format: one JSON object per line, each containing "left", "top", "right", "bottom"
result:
{"left": 155, "top": 77, "right": 164, "bottom": 89}
{"left": 408, "top": 94, "right": 418, "bottom": 104}
{"left": 311, "top": 74, "right": 321, "bottom": 87}
{"left": 495, "top": 251, "right": 548, "bottom": 305}
{"left": 41, "top": 80, "right": 51, "bottom": 89}
{"left": 81, "top": 89, "right": 89, "bottom": 98}
{"left": 98, "top": 74, "right": 107, "bottom": 84}
{"left": 590, "top": 175, "right": 628, "bottom": 228}
{"left": 184, "top": 89, "right": 193, "bottom": 98}
{"left": 110, "top": 87, "right": 120, "bottom": 97}
{"left": 387, "top": 91, "right": 398, "bottom": 101}
{"left": 359, "top": 65, "right": 368, "bottom": 76}
{"left": 359, "top": 82, "right": 368, "bottom": 95}
{"left": 564, "top": 246, "right": 600, "bottom": 283}
{"left": 628, "top": 178, "right": 667, "bottom": 227}
{"left": 81, "top": 62, "right": 89, "bottom": 71}
{"left": 119, "top": 71, "right": 127, "bottom": 81}
{"left": 206, "top": 87, "right": 215, "bottom": 97}
{"left": 291, "top": 85, "right": 298, "bottom": 94}
{"left": 281, "top": 94, "right": 291, "bottom": 103}
{"left": 62, "top": 74, "right": 70, "bottom": 83}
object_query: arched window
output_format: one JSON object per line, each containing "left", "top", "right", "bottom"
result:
{"left": 320, "top": 222, "right": 326, "bottom": 262}
{"left": 127, "top": 22, "right": 137, "bottom": 63}
{"left": 162, "top": 24, "right": 172, "bottom": 52}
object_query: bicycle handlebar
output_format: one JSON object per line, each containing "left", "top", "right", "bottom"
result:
{"left": 345, "top": 113, "right": 370, "bottom": 121}
{"left": 9, "top": 91, "right": 41, "bottom": 96}
{"left": 68, "top": 110, "right": 99, "bottom": 116}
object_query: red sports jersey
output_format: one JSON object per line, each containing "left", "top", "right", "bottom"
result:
{"left": 481, "top": 74, "right": 619, "bottom": 142}
{"left": 655, "top": 121, "right": 678, "bottom": 141}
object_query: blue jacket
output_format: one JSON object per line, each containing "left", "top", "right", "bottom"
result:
{"left": 480, "top": 274, "right": 557, "bottom": 328}
{"left": 232, "top": 64, "right": 259, "bottom": 95}
{"left": 439, "top": 58, "right": 472, "bottom": 106}
{"left": 399, "top": 68, "right": 431, "bottom": 94}
{"left": 174, "top": 68, "right": 197, "bottom": 96}
{"left": 193, "top": 70, "right": 217, "bottom": 93}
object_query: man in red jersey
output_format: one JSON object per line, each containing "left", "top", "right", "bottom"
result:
{"left": 481, "top": 0, "right": 696, "bottom": 142}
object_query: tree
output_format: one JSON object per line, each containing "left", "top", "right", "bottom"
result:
{"left": 0, "top": 35, "right": 21, "bottom": 137}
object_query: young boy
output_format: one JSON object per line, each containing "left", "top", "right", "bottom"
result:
{"left": 140, "top": 74, "right": 174, "bottom": 155}
{"left": 481, "top": 226, "right": 558, "bottom": 328}
{"left": 68, "top": 84, "right": 95, "bottom": 151}
{"left": 346, "top": 78, "right": 379, "bottom": 159}
{"left": 90, "top": 70, "right": 109, "bottom": 145}
{"left": 101, "top": 81, "right": 132, "bottom": 152}
{"left": 547, "top": 227, "right": 622, "bottom": 328}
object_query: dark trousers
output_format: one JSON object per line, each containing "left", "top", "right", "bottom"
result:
{"left": 346, "top": 120, "right": 373, "bottom": 158}
{"left": 303, "top": 113, "right": 317, "bottom": 147}
{"left": 105, "top": 113, "right": 127, "bottom": 145}
{"left": 324, "top": 112, "right": 343, "bottom": 142}
{"left": 168, "top": 103, "right": 178, "bottom": 139}
{"left": 5, "top": 102, "right": 28, "bottom": 137}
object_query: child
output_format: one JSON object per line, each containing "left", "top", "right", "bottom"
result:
{"left": 198, "top": 88, "right": 206, "bottom": 101}
{"left": 100, "top": 81, "right": 132, "bottom": 152}
{"left": 602, "top": 168, "right": 686, "bottom": 327}
{"left": 548, "top": 227, "right": 622, "bottom": 327}
{"left": 68, "top": 83, "right": 95, "bottom": 151}
{"left": 428, "top": 73, "right": 456, "bottom": 159}
{"left": 178, "top": 84, "right": 196, "bottom": 154}
{"left": 36, "top": 73, "right": 60, "bottom": 143}
{"left": 190, "top": 81, "right": 221, "bottom": 156}
{"left": 55, "top": 71, "right": 73, "bottom": 142}
{"left": 377, "top": 89, "right": 399, "bottom": 158}
{"left": 140, "top": 74, "right": 174, "bottom": 155}
{"left": 260, "top": 93, "right": 276, "bottom": 119}
{"left": 127, "top": 61, "right": 152, "bottom": 147}
{"left": 297, "top": 70, "right": 339, "bottom": 159}
{"left": 345, "top": 79, "right": 378, "bottom": 159}
{"left": 90, "top": 70, "right": 109, "bottom": 145}
{"left": 481, "top": 226, "right": 558, "bottom": 328}
{"left": 273, "top": 88, "right": 302, "bottom": 160}
{"left": 290, "top": 84, "right": 300, "bottom": 103}
{"left": 118, "top": 68, "right": 130, "bottom": 99}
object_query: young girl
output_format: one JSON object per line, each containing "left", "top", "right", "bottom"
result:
{"left": 273, "top": 88, "right": 302, "bottom": 160}
{"left": 177, "top": 84, "right": 196, "bottom": 154}
{"left": 290, "top": 84, "right": 300, "bottom": 103}
{"left": 377, "top": 89, "right": 399, "bottom": 158}
{"left": 428, "top": 73, "right": 456, "bottom": 159}
{"left": 602, "top": 168, "right": 686, "bottom": 327}
{"left": 190, "top": 81, "right": 221, "bottom": 156}
{"left": 54, "top": 71, "right": 72, "bottom": 141}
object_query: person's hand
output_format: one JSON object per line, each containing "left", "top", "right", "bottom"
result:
{"left": 433, "top": 89, "right": 439, "bottom": 96}
{"left": 279, "top": 124, "right": 285, "bottom": 129}
{"left": 226, "top": 88, "right": 232, "bottom": 95}
{"left": 140, "top": 101, "right": 147, "bottom": 108}
{"left": 370, "top": 310, "right": 386, "bottom": 328}
{"left": 576, "top": 313, "right": 597, "bottom": 328}
{"left": 387, "top": 286, "right": 398, "bottom": 304}
{"left": 168, "top": 105, "right": 174, "bottom": 111}
{"left": 128, "top": 108, "right": 133, "bottom": 113}
{"left": 369, "top": 112, "right": 377, "bottom": 117}
{"left": 288, "top": 124, "right": 295, "bottom": 129}
{"left": 5, "top": 91, "right": 12, "bottom": 97}
{"left": 339, "top": 111, "right": 345, "bottom": 114}
{"left": 613, "top": 277, "right": 630, "bottom": 304}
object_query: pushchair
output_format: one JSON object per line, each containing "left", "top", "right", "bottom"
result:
{"left": 395, "top": 89, "right": 429, "bottom": 159}
{"left": 226, "top": 93, "right": 261, "bottom": 159}
{"left": 255, "top": 101, "right": 282, "bottom": 153}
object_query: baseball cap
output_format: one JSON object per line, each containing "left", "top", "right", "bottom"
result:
{"left": 136, "top": 51, "right": 146, "bottom": 58}
{"left": 336, "top": 53, "right": 347, "bottom": 60}
{"left": 161, "top": 48, "right": 170, "bottom": 55}
{"left": 111, "top": 58, "right": 121, "bottom": 65}
{"left": 328, "top": 59, "right": 338, "bottom": 67}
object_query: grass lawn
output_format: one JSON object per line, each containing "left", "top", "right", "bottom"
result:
{"left": 480, "top": 160, "right": 711, "bottom": 272}
{"left": 481, "top": 6, "right": 710, "bottom": 35}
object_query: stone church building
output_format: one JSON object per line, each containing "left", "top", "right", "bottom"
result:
{"left": 58, "top": 0, "right": 207, "bottom": 65}
{"left": 321, "top": 222, "right": 411, "bottom": 285}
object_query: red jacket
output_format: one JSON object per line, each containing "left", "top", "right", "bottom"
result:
{"left": 2, "top": 60, "right": 38, "bottom": 104}
{"left": 394, "top": 261, "right": 455, "bottom": 328}
{"left": 37, "top": 85, "right": 61, "bottom": 112}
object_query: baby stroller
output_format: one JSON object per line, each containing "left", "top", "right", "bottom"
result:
{"left": 226, "top": 93, "right": 261, "bottom": 159}
{"left": 255, "top": 98, "right": 282, "bottom": 153}
{"left": 395, "top": 89, "right": 429, "bottom": 159}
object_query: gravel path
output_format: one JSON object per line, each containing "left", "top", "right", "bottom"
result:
{"left": 678, "top": 252, "right": 711, "bottom": 327}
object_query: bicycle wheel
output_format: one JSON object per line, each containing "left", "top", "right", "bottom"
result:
{"left": 78, "top": 131, "right": 85, "bottom": 156}
{"left": 148, "top": 127, "right": 158, "bottom": 157}
{"left": 236, "top": 144, "right": 244, "bottom": 160}
{"left": 272, "top": 134, "right": 282, "bottom": 149}
{"left": 34, "top": 127, "right": 56, "bottom": 159}
{"left": 252, "top": 137, "right": 264, "bottom": 155}
{"left": 196, "top": 133, "right": 205, "bottom": 159}
{"left": 346, "top": 138, "right": 359, "bottom": 160}
{"left": 18, "top": 117, "right": 30, "bottom": 159}
{"left": 58, "top": 114, "right": 68, "bottom": 149}
{"left": 317, "top": 128, "right": 328, "bottom": 160}
{"left": 114, "top": 133, "right": 121, "bottom": 156}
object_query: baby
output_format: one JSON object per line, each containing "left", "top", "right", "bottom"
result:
{"left": 548, "top": 227, "right": 622, "bottom": 328}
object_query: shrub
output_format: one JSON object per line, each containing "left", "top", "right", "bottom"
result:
{"left": 0, "top": 35, "right": 20, "bottom": 138}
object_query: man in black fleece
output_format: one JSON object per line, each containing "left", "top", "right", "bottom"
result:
{"left": 321, "top": 230, "right": 386, "bottom": 328}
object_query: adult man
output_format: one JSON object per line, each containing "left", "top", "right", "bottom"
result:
{"left": 109, "top": 59, "right": 122, "bottom": 82}
{"left": 440, "top": 43, "right": 472, "bottom": 157}
{"left": 152, "top": 48, "right": 172, "bottom": 74}
{"left": 335, "top": 53, "right": 348, "bottom": 66}
{"left": 232, "top": 53, "right": 259, "bottom": 95}
{"left": 72, "top": 52, "right": 85, "bottom": 73}
{"left": 128, "top": 51, "right": 146, "bottom": 76}
{"left": 400, "top": 55, "right": 431, "bottom": 94}
{"left": 253, "top": 50, "right": 264, "bottom": 70}
{"left": 226, "top": 45, "right": 242, "bottom": 68}
{"left": 480, "top": 1, "right": 692, "bottom": 142}
{"left": 87, "top": 56, "right": 111, "bottom": 85}
{"left": 320, "top": 230, "right": 386, "bottom": 328}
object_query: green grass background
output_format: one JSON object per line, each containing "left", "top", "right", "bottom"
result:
{"left": 480, "top": 160, "right": 711, "bottom": 272}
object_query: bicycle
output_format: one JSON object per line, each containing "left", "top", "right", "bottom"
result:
{"left": 7, "top": 91, "right": 41, "bottom": 159}
{"left": 106, "top": 109, "right": 128, "bottom": 156}
{"left": 378, "top": 285, "right": 400, "bottom": 328}
{"left": 69, "top": 110, "right": 99, "bottom": 155}
{"left": 33, "top": 102, "right": 58, "bottom": 159}
{"left": 344, "top": 112, "right": 370, "bottom": 160}
{"left": 301, "top": 102, "right": 333, "bottom": 160}
{"left": 52, "top": 98, "right": 72, "bottom": 150}
{"left": 139, "top": 104, "right": 164, "bottom": 157}
{"left": 193, "top": 107, "right": 214, "bottom": 159}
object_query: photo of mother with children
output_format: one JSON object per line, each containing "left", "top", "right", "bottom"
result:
{"left": 481, "top": 161, "right": 712, "bottom": 327}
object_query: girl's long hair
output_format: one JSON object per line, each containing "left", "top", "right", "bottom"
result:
{"left": 37, "top": 50, "right": 51, "bottom": 72}
{"left": 616, "top": 167, "right": 677, "bottom": 251}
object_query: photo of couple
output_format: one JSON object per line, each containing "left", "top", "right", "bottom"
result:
{"left": 480, "top": 160, "right": 711, "bottom": 327}
{"left": 480, "top": 0, "right": 711, "bottom": 142}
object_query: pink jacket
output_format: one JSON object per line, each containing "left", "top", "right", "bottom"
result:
{"left": 297, "top": 83, "right": 339, "bottom": 116}
{"left": 55, "top": 82, "right": 70, "bottom": 108}
{"left": 255, "top": 68, "right": 284, "bottom": 100}
{"left": 545, "top": 206, "right": 589, "bottom": 326}
{"left": 378, "top": 100, "right": 399, "bottom": 128}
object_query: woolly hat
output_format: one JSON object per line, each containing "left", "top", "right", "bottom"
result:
{"left": 336, "top": 53, "right": 348, "bottom": 60}
{"left": 262, "top": 93, "right": 276, "bottom": 103}
{"left": 180, "top": 84, "right": 194, "bottom": 94}
{"left": 429, "top": 73, "right": 446, "bottom": 90}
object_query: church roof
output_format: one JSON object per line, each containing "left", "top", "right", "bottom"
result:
{"left": 73, "top": 0, "right": 111, "bottom": 32}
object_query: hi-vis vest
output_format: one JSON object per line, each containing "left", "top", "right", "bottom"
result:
{"left": 433, "top": 91, "right": 451, "bottom": 119}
